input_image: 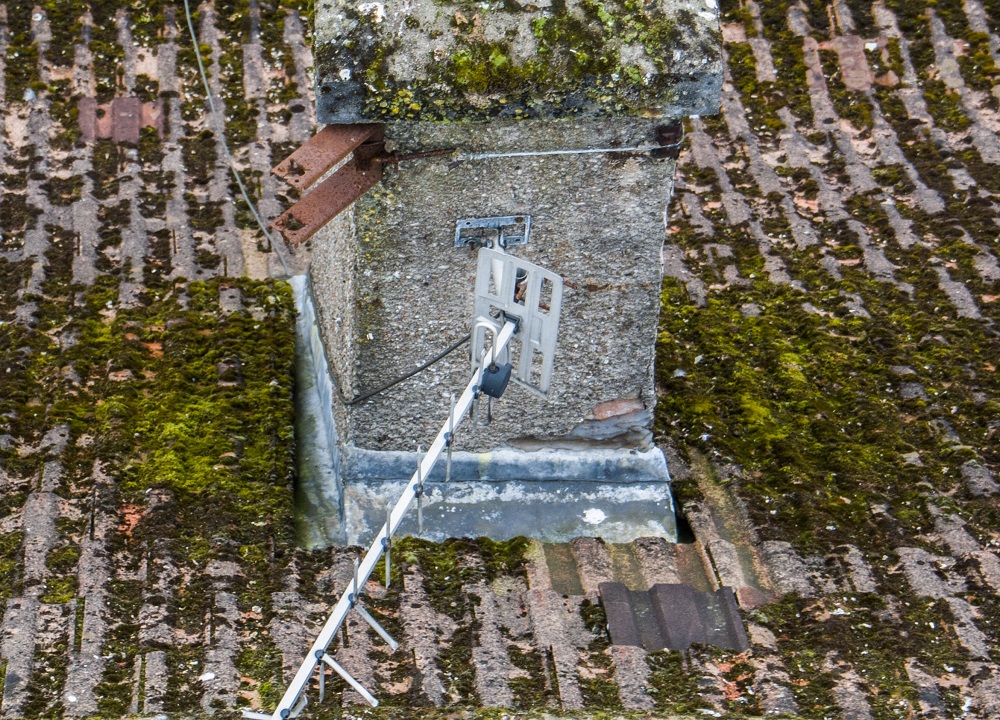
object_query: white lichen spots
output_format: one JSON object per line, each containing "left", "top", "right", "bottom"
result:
{"left": 582, "top": 508, "right": 606, "bottom": 525}
{"left": 357, "top": 2, "right": 386, "bottom": 23}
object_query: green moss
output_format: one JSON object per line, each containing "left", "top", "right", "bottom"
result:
{"left": 138, "top": 126, "right": 164, "bottom": 166}
{"left": 94, "top": 583, "right": 141, "bottom": 716}
{"left": 89, "top": 33, "right": 126, "bottom": 103}
{"left": 753, "top": 591, "right": 970, "bottom": 719}
{"left": 194, "top": 246, "right": 223, "bottom": 269}
{"left": 871, "top": 88, "right": 956, "bottom": 199}
{"left": 954, "top": 32, "right": 1000, "bottom": 97}
{"left": 134, "top": 74, "right": 160, "bottom": 103}
{"left": 20, "top": 630, "right": 70, "bottom": 719}
{"left": 656, "top": 261, "right": 1000, "bottom": 553}
{"left": 886, "top": 38, "right": 906, "bottom": 78}
{"left": 323, "top": 0, "right": 701, "bottom": 120}
{"left": 843, "top": 0, "right": 877, "bottom": 36}
{"left": 43, "top": 175, "right": 85, "bottom": 207}
{"left": 983, "top": 0, "right": 1000, "bottom": 33}
{"left": 726, "top": 43, "right": 784, "bottom": 135}
{"left": 163, "top": 645, "right": 204, "bottom": 714}
{"left": 578, "top": 598, "right": 620, "bottom": 709}
{"left": 0, "top": 532, "right": 25, "bottom": 610}
{"left": 934, "top": 0, "right": 970, "bottom": 36}
{"left": 646, "top": 649, "right": 712, "bottom": 714}
{"left": 48, "top": 79, "right": 82, "bottom": 150}
{"left": 921, "top": 78, "right": 972, "bottom": 133}
{"left": 0, "top": 192, "right": 42, "bottom": 240}
{"left": 437, "top": 619, "right": 480, "bottom": 703}
{"left": 40, "top": 1, "right": 85, "bottom": 66}
{"left": 507, "top": 646, "right": 555, "bottom": 708}
{"left": 236, "top": 641, "right": 285, "bottom": 709}
{"left": 870, "top": 165, "right": 915, "bottom": 195}
{"left": 752, "top": 1, "right": 813, "bottom": 125}
{"left": 180, "top": 129, "right": 218, "bottom": 185}
{"left": 819, "top": 50, "right": 874, "bottom": 131}
{"left": 40, "top": 575, "right": 78, "bottom": 604}
{"left": 89, "top": 141, "right": 128, "bottom": 200}
{"left": 23, "top": 280, "right": 286, "bottom": 711}
{"left": 801, "top": 0, "right": 830, "bottom": 39}
{"left": 218, "top": 38, "right": 259, "bottom": 147}
{"left": 186, "top": 195, "right": 226, "bottom": 234}
{"left": 377, "top": 536, "right": 533, "bottom": 704}
{"left": 114, "top": 0, "right": 169, "bottom": 46}
{"left": 4, "top": 9, "right": 42, "bottom": 103}
{"left": 45, "top": 544, "right": 80, "bottom": 574}
{"left": 396, "top": 536, "right": 528, "bottom": 620}
{"left": 718, "top": 653, "right": 761, "bottom": 716}
{"left": 141, "top": 230, "right": 173, "bottom": 303}
{"left": 2, "top": 275, "right": 298, "bottom": 673}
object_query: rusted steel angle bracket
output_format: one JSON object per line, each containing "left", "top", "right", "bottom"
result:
{"left": 272, "top": 123, "right": 383, "bottom": 191}
{"left": 271, "top": 160, "right": 383, "bottom": 246}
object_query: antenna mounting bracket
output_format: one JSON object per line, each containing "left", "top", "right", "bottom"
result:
{"left": 454, "top": 215, "right": 531, "bottom": 249}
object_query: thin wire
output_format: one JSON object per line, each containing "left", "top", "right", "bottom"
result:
{"left": 182, "top": 0, "right": 290, "bottom": 276}
{"left": 340, "top": 334, "right": 471, "bottom": 406}
{"left": 454, "top": 141, "right": 684, "bottom": 162}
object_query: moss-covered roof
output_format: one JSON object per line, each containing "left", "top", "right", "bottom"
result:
{"left": 314, "top": 0, "right": 723, "bottom": 123}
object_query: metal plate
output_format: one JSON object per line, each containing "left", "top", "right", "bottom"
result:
{"left": 454, "top": 215, "right": 531, "bottom": 249}
{"left": 599, "top": 582, "right": 749, "bottom": 653}
{"left": 472, "top": 248, "right": 562, "bottom": 397}
{"left": 271, "top": 160, "right": 383, "bottom": 246}
{"left": 272, "top": 124, "right": 383, "bottom": 191}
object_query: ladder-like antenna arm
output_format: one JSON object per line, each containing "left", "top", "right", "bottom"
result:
{"left": 260, "top": 320, "right": 519, "bottom": 720}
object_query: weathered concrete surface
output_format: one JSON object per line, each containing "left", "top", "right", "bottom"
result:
{"left": 310, "top": 118, "right": 677, "bottom": 453}
{"left": 400, "top": 566, "right": 455, "bottom": 705}
{"left": 610, "top": 645, "right": 655, "bottom": 710}
{"left": 759, "top": 541, "right": 816, "bottom": 597}
{"left": 525, "top": 589, "right": 585, "bottom": 709}
{"left": 341, "top": 477, "right": 676, "bottom": 545}
{"left": 296, "top": 270, "right": 678, "bottom": 546}
{"left": 469, "top": 583, "right": 514, "bottom": 708}
{"left": 344, "top": 444, "right": 673, "bottom": 483}
{"left": 0, "top": 598, "right": 40, "bottom": 717}
{"left": 313, "top": 0, "right": 722, "bottom": 122}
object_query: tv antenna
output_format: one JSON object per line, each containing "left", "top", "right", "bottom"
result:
{"left": 243, "top": 247, "right": 563, "bottom": 719}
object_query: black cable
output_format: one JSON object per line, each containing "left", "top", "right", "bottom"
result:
{"left": 339, "top": 333, "right": 471, "bottom": 406}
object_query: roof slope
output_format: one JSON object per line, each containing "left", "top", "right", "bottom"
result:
{"left": 0, "top": 0, "right": 999, "bottom": 718}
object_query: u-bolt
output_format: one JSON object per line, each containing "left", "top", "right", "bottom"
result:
{"left": 471, "top": 318, "right": 501, "bottom": 370}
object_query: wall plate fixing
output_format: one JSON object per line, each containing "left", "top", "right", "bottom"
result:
{"left": 454, "top": 215, "right": 531, "bottom": 249}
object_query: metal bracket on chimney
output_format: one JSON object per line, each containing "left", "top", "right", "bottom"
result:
{"left": 270, "top": 124, "right": 386, "bottom": 246}
{"left": 454, "top": 215, "right": 531, "bottom": 249}
{"left": 270, "top": 126, "right": 455, "bottom": 246}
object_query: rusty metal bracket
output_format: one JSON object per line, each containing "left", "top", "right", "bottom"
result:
{"left": 270, "top": 124, "right": 456, "bottom": 246}
{"left": 271, "top": 159, "right": 383, "bottom": 246}
{"left": 270, "top": 123, "right": 387, "bottom": 246}
{"left": 272, "top": 124, "right": 383, "bottom": 191}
